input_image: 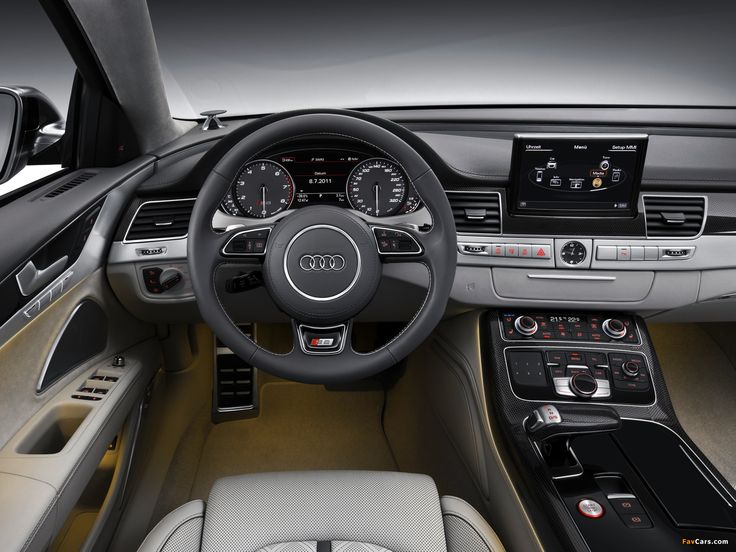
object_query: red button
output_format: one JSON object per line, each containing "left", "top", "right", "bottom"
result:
{"left": 577, "top": 499, "right": 605, "bottom": 519}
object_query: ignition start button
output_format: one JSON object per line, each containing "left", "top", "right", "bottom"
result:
{"left": 577, "top": 499, "right": 605, "bottom": 519}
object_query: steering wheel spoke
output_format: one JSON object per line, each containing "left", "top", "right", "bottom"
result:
{"left": 291, "top": 319, "right": 353, "bottom": 357}
{"left": 218, "top": 226, "right": 272, "bottom": 260}
{"left": 371, "top": 225, "right": 428, "bottom": 262}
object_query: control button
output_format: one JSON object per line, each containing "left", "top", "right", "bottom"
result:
{"left": 549, "top": 365, "right": 566, "bottom": 378}
{"left": 553, "top": 377, "right": 575, "bottom": 397}
{"left": 491, "top": 244, "right": 505, "bottom": 257}
{"left": 600, "top": 160, "right": 611, "bottom": 171}
{"left": 570, "top": 372, "right": 598, "bottom": 398}
{"left": 621, "top": 513, "right": 652, "bottom": 529}
{"left": 504, "top": 244, "right": 519, "bottom": 257}
{"left": 616, "top": 246, "right": 631, "bottom": 261}
{"left": 374, "top": 228, "right": 421, "bottom": 254}
{"left": 622, "top": 360, "right": 640, "bottom": 377}
{"left": 596, "top": 246, "right": 617, "bottom": 261}
{"left": 608, "top": 495, "right": 644, "bottom": 516}
{"left": 518, "top": 244, "right": 533, "bottom": 258}
{"left": 514, "top": 315, "right": 538, "bottom": 337}
{"left": 630, "top": 246, "right": 645, "bottom": 261}
{"left": 586, "top": 352, "right": 608, "bottom": 367}
{"left": 24, "top": 301, "right": 41, "bottom": 318}
{"left": 546, "top": 350, "right": 566, "bottom": 365}
{"left": 532, "top": 244, "right": 552, "bottom": 259}
{"left": 602, "top": 318, "right": 627, "bottom": 339}
{"left": 592, "top": 367, "right": 608, "bottom": 380}
{"left": 577, "top": 499, "right": 605, "bottom": 519}
{"left": 614, "top": 379, "right": 650, "bottom": 391}
{"left": 644, "top": 246, "right": 659, "bottom": 261}
{"left": 507, "top": 351, "right": 547, "bottom": 387}
{"left": 566, "top": 365, "right": 589, "bottom": 377}
{"left": 567, "top": 350, "right": 585, "bottom": 364}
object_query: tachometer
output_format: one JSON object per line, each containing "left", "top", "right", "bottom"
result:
{"left": 346, "top": 158, "right": 407, "bottom": 216}
{"left": 234, "top": 160, "right": 294, "bottom": 218}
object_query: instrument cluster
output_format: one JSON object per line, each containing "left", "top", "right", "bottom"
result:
{"left": 220, "top": 147, "right": 422, "bottom": 218}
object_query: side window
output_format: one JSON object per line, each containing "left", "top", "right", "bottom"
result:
{"left": 0, "top": 2, "right": 75, "bottom": 197}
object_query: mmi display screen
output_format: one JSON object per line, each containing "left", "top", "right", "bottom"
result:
{"left": 510, "top": 134, "right": 647, "bottom": 217}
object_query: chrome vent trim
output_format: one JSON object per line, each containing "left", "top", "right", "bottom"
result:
{"left": 643, "top": 195, "right": 706, "bottom": 238}
{"left": 446, "top": 190, "right": 502, "bottom": 235}
{"left": 123, "top": 198, "right": 196, "bottom": 243}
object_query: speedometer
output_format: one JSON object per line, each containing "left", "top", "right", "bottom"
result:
{"left": 346, "top": 158, "right": 407, "bottom": 216}
{"left": 234, "top": 160, "right": 294, "bottom": 218}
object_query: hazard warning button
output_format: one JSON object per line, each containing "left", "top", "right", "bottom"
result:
{"left": 532, "top": 244, "right": 551, "bottom": 259}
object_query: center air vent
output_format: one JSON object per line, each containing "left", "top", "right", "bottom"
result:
{"left": 644, "top": 196, "right": 705, "bottom": 238}
{"left": 446, "top": 191, "right": 501, "bottom": 234}
{"left": 124, "top": 198, "right": 195, "bottom": 242}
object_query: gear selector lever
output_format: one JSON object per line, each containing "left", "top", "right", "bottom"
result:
{"left": 526, "top": 404, "right": 621, "bottom": 478}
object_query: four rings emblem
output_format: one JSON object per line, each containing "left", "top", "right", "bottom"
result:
{"left": 299, "top": 254, "right": 346, "bottom": 272}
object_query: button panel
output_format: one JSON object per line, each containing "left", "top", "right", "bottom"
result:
{"left": 458, "top": 241, "right": 551, "bottom": 259}
{"left": 596, "top": 244, "right": 694, "bottom": 261}
{"left": 504, "top": 347, "right": 654, "bottom": 404}
{"left": 501, "top": 312, "right": 639, "bottom": 344}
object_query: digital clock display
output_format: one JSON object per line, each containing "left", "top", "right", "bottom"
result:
{"left": 549, "top": 315, "right": 581, "bottom": 323}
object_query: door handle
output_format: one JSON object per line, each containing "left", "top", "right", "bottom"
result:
{"left": 15, "top": 256, "right": 68, "bottom": 296}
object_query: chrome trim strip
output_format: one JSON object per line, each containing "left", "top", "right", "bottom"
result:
{"left": 526, "top": 274, "right": 617, "bottom": 282}
{"left": 122, "top": 197, "right": 197, "bottom": 244}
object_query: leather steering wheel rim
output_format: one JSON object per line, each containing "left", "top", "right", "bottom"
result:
{"left": 187, "top": 110, "right": 456, "bottom": 383}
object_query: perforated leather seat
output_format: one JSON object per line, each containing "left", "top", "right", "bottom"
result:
{"left": 137, "top": 471, "right": 504, "bottom": 552}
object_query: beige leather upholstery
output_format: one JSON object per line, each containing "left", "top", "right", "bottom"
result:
{"left": 137, "top": 472, "right": 505, "bottom": 552}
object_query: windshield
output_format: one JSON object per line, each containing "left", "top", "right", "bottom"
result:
{"left": 148, "top": 1, "right": 736, "bottom": 119}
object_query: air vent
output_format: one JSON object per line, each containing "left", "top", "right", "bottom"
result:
{"left": 124, "top": 199, "right": 195, "bottom": 242}
{"left": 42, "top": 172, "right": 95, "bottom": 199}
{"left": 644, "top": 196, "right": 705, "bottom": 238}
{"left": 447, "top": 191, "right": 501, "bottom": 234}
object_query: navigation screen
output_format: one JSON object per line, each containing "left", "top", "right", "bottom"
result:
{"left": 510, "top": 134, "right": 647, "bottom": 217}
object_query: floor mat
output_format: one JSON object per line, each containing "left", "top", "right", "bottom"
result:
{"left": 189, "top": 382, "right": 398, "bottom": 499}
{"left": 649, "top": 323, "right": 736, "bottom": 489}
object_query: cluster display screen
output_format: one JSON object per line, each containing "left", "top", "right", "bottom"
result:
{"left": 510, "top": 134, "right": 647, "bottom": 217}
{"left": 275, "top": 149, "right": 366, "bottom": 207}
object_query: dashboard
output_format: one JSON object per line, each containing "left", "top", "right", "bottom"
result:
{"left": 219, "top": 147, "right": 422, "bottom": 218}
{"left": 105, "top": 109, "right": 736, "bottom": 325}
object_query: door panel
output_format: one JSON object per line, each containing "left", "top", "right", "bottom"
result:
{"left": 0, "top": 165, "right": 160, "bottom": 551}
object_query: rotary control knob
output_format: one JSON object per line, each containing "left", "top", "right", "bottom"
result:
{"left": 622, "top": 360, "right": 640, "bottom": 377}
{"left": 514, "top": 315, "right": 538, "bottom": 337}
{"left": 159, "top": 268, "right": 183, "bottom": 292}
{"left": 602, "top": 318, "right": 627, "bottom": 339}
{"left": 570, "top": 372, "right": 598, "bottom": 398}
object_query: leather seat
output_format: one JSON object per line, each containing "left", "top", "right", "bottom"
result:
{"left": 137, "top": 471, "right": 505, "bottom": 552}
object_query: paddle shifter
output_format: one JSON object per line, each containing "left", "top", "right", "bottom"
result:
{"left": 526, "top": 404, "right": 621, "bottom": 478}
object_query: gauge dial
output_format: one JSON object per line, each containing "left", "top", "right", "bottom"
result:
{"left": 234, "top": 160, "right": 294, "bottom": 218}
{"left": 220, "top": 188, "right": 243, "bottom": 216}
{"left": 560, "top": 240, "right": 587, "bottom": 265}
{"left": 346, "top": 158, "right": 407, "bottom": 216}
{"left": 399, "top": 184, "right": 422, "bottom": 214}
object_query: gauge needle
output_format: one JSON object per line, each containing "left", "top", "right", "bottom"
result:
{"left": 260, "top": 184, "right": 267, "bottom": 216}
{"left": 373, "top": 182, "right": 380, "bottom": 214}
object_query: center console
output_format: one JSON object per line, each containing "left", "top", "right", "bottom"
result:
{"left": 485, "top": 310, "right": 736, "bottom": 552}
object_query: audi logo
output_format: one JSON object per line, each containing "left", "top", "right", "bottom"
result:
{"left": 299, "top": 254, "right": 346, "bottom": 271}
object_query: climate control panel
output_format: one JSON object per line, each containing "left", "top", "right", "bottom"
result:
{"left": 501, "top": 312, "right": 639, "bottom": 344}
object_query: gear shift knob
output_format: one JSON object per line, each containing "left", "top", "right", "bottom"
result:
{"left": 526, "top": 404, "right": 621, "bottom": 441}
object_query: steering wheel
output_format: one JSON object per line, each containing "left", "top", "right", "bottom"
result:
{"left": 188, "top": 110, "right": 456, "bottom": 383}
